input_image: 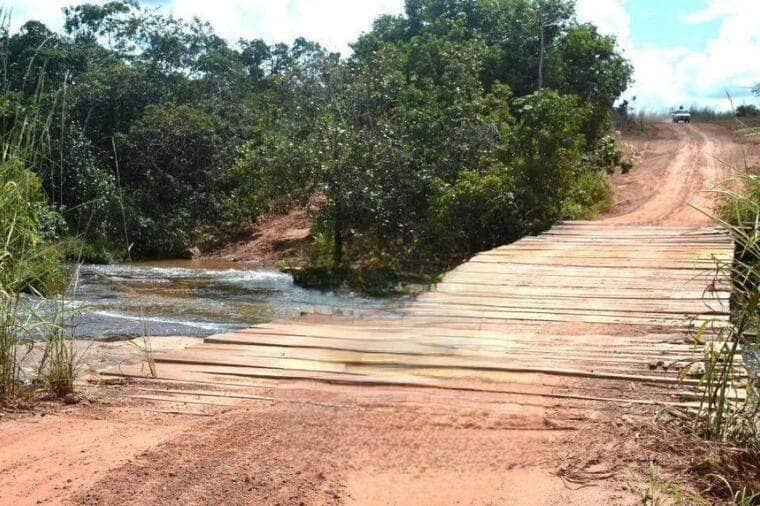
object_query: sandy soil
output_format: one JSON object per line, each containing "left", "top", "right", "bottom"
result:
{"left": 0, "top": 122, "right": 748, "bottom": 505}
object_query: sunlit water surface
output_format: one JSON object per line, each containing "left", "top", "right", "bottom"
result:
{"left": 64, "top": 260, "right": 404, "bottom": 339}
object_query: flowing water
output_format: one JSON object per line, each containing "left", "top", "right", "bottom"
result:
{"left": 65, "top": 260, "right": 404, "bottom": 339}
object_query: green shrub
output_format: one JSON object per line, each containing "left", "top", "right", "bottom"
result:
{"left": 736, "top": 105, "right": 759, "bottom": 118}
{"left": 428, "top": 168, "right": 522, "bottom": 258}
{"left": 0, "top": 157, "right": 68, "bottom": 398}
{"left": 508, "top": 90, "right": 586, "bottom": 232}
{"left": 593, "top": 135, "right": 622, "bottom": 174}
{"left": 116, "top": 104, "right": 241, "bottom": 257}
{"left": 562, "top": 170, "right": 612, "bottom": 220}
{"left": 0, "top": 157, "right": 67, "bottom": 295}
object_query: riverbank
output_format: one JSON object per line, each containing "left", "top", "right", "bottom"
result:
{"left": 202, "top": 209, "right": 312, "bottom": 268}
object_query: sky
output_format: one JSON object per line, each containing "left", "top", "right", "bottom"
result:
{"left": 7, "top": 0, "right": 760, "bottom": 111}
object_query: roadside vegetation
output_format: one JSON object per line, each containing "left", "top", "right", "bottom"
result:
{"left": 0, "top": 0, "right": 633, "bottom": 294}
{"left": 684, "top": 171, "right": 760, "bottom": 501}
{"left": 641, "top": 96, "right": 760, "bottom": 503}
{"left": 0, "top": 36, "right": 79, "bottom": 400}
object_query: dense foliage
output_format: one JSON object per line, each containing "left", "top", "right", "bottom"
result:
{"left": 1, "top": 0, "right": 633, "bottom": 285}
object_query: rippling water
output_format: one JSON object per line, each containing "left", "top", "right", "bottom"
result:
{"left": 65, "top": 260, "right": 404, "bottom": 339}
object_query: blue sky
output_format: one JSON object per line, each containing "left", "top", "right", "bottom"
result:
{"left": 8, "top": 0, "right": 760, "bottom": 111}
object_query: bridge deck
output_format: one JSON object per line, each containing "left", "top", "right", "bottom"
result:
{"left": 106, "top": 222, "right": 740, "bottom": 412}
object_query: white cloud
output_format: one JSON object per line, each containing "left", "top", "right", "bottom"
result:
{"left": 575, "top": 0, "right": 631, "bottom": 50}
{"left": 9, "top": 0, "right": 405, "bottom": 55}
{"left": 680, "top": 0, "right": 757, "bottom": 24}
{"left": 8, "top": 0, "right": 72, "bottom": 32}
{"left": 577, "top": 0, "right": 760, "bottom": 111}
{"left": 165, "top": 0, "right": 405, "bottom": 54}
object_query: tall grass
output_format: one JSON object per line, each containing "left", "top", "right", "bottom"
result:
{"left": 0, "top": 10, "right": 80, "bottom": 399}
{"left": 0, "top": 151, "right": 70, "bottom": 397}
{"left": 694, "top": 173, "right": 760, "bottom": 450}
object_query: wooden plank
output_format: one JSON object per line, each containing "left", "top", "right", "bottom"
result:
{"left": 433, "top": 284, "right": 730, "bottom": 300}
{"left": 154, "top": 345, "right": 733, "bottom": 385}
{"left": 416, "top": 293, "right": 729, "bottom": 313}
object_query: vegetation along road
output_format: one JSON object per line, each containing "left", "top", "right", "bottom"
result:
{"left": 1, "top": 122, "right": 749, "bottom": 504}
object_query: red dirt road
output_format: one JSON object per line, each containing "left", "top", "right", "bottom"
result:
{"left": 606, "top": 122, "right": 743, "bottom": 225}
{"left": 0, "top": 123, "right": 747, "bottom": 505}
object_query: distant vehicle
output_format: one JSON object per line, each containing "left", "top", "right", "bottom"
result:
{"left": 672, "top": 107, "right": 691, "bottom": 123}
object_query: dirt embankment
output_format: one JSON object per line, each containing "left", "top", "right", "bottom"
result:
{"left": 203, "top": 209, "right": 312, "bottom": 268}
{"left": 0, "top": 122, "right": 752, "bottom": 505}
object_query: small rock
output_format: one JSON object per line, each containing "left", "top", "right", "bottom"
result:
{"left": 688, "top": 361, "right": 707, "bottom": 377}
{"left": 63, "top": 393, "right": 80, "bottom": 405}
{"left": 185, "top": 246, "right": 202, "bottom": 259}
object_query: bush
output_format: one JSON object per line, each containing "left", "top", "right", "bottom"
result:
{"left": 736, "top": 105, "right": 760, "bottom": 118}
{"left": 428, "top": 168, "right": 522, "bottom": 259}
{"left": 1, "top": 157, "right": 68, "bottom": 398}
{"left": 0, "top": 157, "right": 67, "bottom": 295}
{"left": 116, "top": 104, "right": 241, "bottom": 257}
{"left": 508, "top": 90, "right": 586, "bottom": 232}
{"left": 592, "top": 135, "right": 622, "bottom": 174}
{"left": 562, "top": 170, "right": 612, "bottom": 220}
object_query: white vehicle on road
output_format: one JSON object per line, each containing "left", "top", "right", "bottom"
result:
{"left": 672, "top": 107, "right": 691, "bottom": 123}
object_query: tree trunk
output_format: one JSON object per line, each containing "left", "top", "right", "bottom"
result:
{"left": 538, "top": 21, "right": 545, "bottom": 90}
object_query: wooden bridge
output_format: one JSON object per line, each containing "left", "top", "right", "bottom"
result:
{"left": 107, "top": 222, "right": 738, "bottom": 412}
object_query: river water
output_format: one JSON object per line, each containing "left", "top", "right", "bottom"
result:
{"left": 65, "top": 260, "right": 404, "bottom": 339}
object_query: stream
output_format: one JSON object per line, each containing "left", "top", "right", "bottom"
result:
{"left": 64, "top": 260, "right": 404, "bottom": 339}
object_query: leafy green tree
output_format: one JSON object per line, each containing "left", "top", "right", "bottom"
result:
{"left": 115, "top": 104, "right": 227, "bottom": 256}
{"left": 506, "top": 90, "right": 585, "bottom": 231}
{"left": 548, "top": 23, "right": 632, "bottom": 142}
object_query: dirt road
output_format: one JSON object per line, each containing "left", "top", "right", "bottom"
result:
{"left": 606, "top": 122, "right": 744, "bottom": 225}
{"left": 0, "top": 123, "right": 747, "bottom": 505}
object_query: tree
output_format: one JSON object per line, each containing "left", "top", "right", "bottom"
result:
{"left": 115, "top": 104, "right": 226, "bottom": 256}
{"left": 548, "top": 23, "right": 633, "bottom": 142}
{"left": 507, "top": 90, "right": 585, "bottom": 231}
{"left": 736, "top": 104, "right": 759, "bottom": 117}
{"left": 352, "top": 0, "right": 631, "bottom": 137}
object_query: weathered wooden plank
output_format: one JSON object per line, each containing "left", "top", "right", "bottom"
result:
{"left": 198, "top": 338, "right": 709, "bottom": 371}
{"left": 416, "top": 293, "right": 729, "bottom": 312}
